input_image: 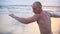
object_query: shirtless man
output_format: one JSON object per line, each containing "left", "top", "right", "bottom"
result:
{"left": 9, "top": 1, "right": 60, "bottom": 34}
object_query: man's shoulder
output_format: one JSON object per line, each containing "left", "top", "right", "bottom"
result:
{"left": 42, "top": 10, "right": 51, "bottom": 15}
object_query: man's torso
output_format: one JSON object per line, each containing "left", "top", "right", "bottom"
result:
{"left": 36, "top": 11, "right": 52, "bottom": 32}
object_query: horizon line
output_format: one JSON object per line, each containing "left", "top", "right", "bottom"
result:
{"left": 0, "top": 5, "right": 60, "bottom": 7}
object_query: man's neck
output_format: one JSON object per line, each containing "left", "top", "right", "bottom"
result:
{"left": 38, "top": 10, "right": 43, "bottom": 14}
{"left": 35, "top": 11, "right": 42, "bottom": 14}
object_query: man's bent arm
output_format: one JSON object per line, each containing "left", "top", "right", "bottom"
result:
{"left": 9, "top": 14, "right": 38, "bottom": 24}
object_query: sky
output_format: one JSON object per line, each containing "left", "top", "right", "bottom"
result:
{"left": 0, "top": 0, "right": 60, "bottom": 6}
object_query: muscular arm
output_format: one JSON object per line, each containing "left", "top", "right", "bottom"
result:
{"left": 9, "top": 14, "right": 38, "bottom": 24}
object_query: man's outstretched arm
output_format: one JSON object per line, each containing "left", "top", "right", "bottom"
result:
{"left": 9, "top": 14, "right": 38, "bottom": 24}
{"left": 49, "top": 11, "right": 60, "bottom": 18}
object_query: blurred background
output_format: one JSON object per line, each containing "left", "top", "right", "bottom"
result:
{"left": 0, "top": 0, "right": 60, "bottom": 34}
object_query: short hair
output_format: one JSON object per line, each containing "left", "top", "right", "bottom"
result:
{"left": 32, "top": 1, "right": 42, "bottom": 8}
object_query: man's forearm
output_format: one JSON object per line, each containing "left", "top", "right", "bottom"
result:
{"left": 9, "top": 14, "right": 37, "bottom": 24}
{"left": 10, "top": 15, "right": 29, "bottom": 24}
{"left": 50, "top": 12, "right": 60, "bottom": 18}
{"left": 52, "top": 14, "right": 60, "bottom": 18}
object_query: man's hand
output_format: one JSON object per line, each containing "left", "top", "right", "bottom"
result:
{"left": 9, "top": 14, "right": 15, "bottom": 18}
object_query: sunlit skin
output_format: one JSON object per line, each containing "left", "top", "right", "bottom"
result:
{"left": 9, "top": 1, "right": 60, "bottom": 34}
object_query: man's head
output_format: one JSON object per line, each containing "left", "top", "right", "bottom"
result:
{"left": 32, "top": 1, "right": 42, "bottom": 14}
